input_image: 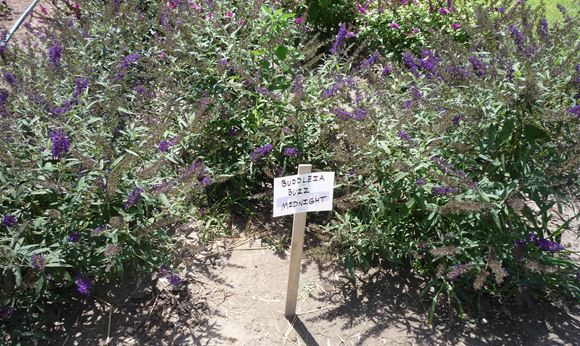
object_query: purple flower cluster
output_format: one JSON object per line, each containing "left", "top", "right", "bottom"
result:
{"left": 2, "top": 214, "right": 17, "bottom": 227}
{"left": 451, "top": 114, "right": 464, "bottom": 125}
{"left": 91, "top": 224, "right": 107, "bottom": 236}
{"left": 113, "top": 0, "right": 122, "bottom": 13}
{"left": 198, "top": 175, "right": 212, "bottom": 186}
{"left": 72, "top": 77, "right": 89, "bottom": 98}
{"left": 48, "top": 44, "right": 63, "bottom": 69}
{"left": 283, "top": 147, "right": 299, "bottom": 157}
{"left": 416, "top": 178, "right": 426, "bottom": 186}
{"left": 124, "top": 187, "right": 144, "bottom": 209}
{"left": 397, "top": 130, "right": 413, "bottom": 143}
{"left": 168, "top": 274, "right": 182, "bottom": 287}
{"left": 445, "top": 63, "right": 468, "bottom": 81}
{"left": 3, "top": 71, "right": 16, "bottom": 86}
{"left": 431, "top": 186, "right": 459, "bottom": 195}
{"left": 0, "top": 89, "right": 8, "bottom": 108}
{"left": 30, "top": 254, "right": 46, "bottom": 271}
{"left": 49, "top": 129, "right": 70, "bottom": 159}
{"left": 508, "top": 25, "right": 525, "bottom": 50}
{"left": 403, "top": 50, "right": 418, "bottom": 74}
{"left": 332, "top": 107, "right": 368, "bottom": 121}
{"left": 157, "top": 137, "right": 179, "bottom": 152}
{"left": 228, "top": 127, "right": 239, "bottom": 136}
{"left": 330, "top": 23, "right": 347, "bottom": 55}
{"left": 0, "top": 305, "right": 15, "bottom": 320}
{"left": 159, "top": 267, "right": 182, "bottom": 288}
{"left": 418, "top": 50, "right": 439, "bottom": 76}
{"left": 75, "top": 275, "right": 92, "bottom": 295}
{"left": 568, "top": 105, "right": 579, "bottom": 118}
{"left": 292, "top": 74, "right": 303, "bottom": 94}
{"left": 538, "top": 18, "right": 549, "bottom": 40}
{"left": 67, "top": 232, "right": 81, "bottom": 243}
{"left": 322, "top": 76, "right": 355, "bottom": 99}
{"left": 446, "top": 263, "right": 472, "bottom": 280}
{"left": 46, "top": 77, "right": 88, "bottom": 116}
{"left": 359, "top": 51, "right": 380, "bottom": 70}
{"left": 250, "top": 143, "right": 273, "bottom": 161}
{"left": 524, "top": 233, "right": 565, "bottom": 252}
{"left": 115, "top": 53, "right": 140, "bottom": 80}
{"left": 382, "top": 65, "right": 392, "bottom": 76}
{"left": 469, "top": 56, "right": 486, "bottom": 77}
{"left": 134, "top": 84, "right": 156, "bottom": 98}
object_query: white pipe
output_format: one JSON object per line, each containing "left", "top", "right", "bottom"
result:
{"left": 1, "top": 0, "right": 41, "bottom": 49}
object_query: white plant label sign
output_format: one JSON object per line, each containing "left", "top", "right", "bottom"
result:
{"left": 273, "top": 172, "right": 335, "bottom": 217}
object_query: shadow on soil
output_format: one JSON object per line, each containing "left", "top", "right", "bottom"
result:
{"left": 47, "top": 265, "right": 231, "bottom": 346}
{"left": 302, "top": 268, "right": 579, "bottom": 345}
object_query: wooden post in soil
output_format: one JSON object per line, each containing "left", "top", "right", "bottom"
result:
{"left": 284, "top": 164, "right": 312, "bottom": 318}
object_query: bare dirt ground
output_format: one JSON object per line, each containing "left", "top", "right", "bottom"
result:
{"left": 1, "top": 0, "right": 34, "bottom": 30}
{"left": 47, "top": 226, "right": 579, "bottom": 346}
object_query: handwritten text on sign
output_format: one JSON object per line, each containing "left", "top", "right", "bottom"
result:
{"left": 273, "top": 172, "right": 335, "bottom": 217}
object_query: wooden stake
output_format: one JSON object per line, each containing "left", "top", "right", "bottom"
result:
{"left": 284, "top": 164, "right": 312, "bottom": 318}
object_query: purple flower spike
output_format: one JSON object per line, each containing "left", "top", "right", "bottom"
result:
{"left": 283, "top": 147, "right": 299, "bottom": 157}
{"left": 30, "top": 254, "right": 46, "bottom": 271}
{"left": 536, "top": 238, "right": 564, "bottom": 252}
{"left": 124, "top": 187, "right": 144, "bottom": 209}
{"left": 0, "top": 305, "right": 15, "bottom": 320}
{"left": 446, "top": 263, "right": 472, "bottom": 280}
{"left": 50, "top": 129, "right": 70, "bottom": 160}
{"left": 330, "top": 23, "right": 347, "bottom": 55}
{"left": 3, "top": 72, "right": 16, "bottom": 86}
{"left": 169, "top": 274, "right": 182, "bottom": 287}
{"left": 250, "top": 144, "right": 273, "bottom": 162}
{"left": 75, "top": 275, "right": 92, "bottom": 296}
{"left": 198, "top": 175, "right": 212, "bottom": 186}
{"left": 469, "top": 56, "right": 486, "bottom": 77}
{"left": 2, "top": 214, "right": 17, "bottom": 227}
{"left": 431, "top": 186, "right": 459, "bottom": 195}
{"left": 157, "top": 137, "right": 179, "bottom": 152}
{"left": 397, "top": 130, "right": 413, "bottom": 143}
{"left": 48, "top": 44, "right": 63, "bottom": 69}
{"left": 382, "top": 66, "right": 392, "bottom": 76}
{"left": 67, "top": 232, "right": 81, "bottom": 243}
{"left": 568, "top": 105, "right": 580, "bottom": 118}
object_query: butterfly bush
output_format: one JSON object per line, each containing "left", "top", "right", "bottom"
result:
{"left": 320, "top": 0, "right": 579, "bottom": 320}
{"left": 0, "top": 0, "right": 302, "bottom": 340}
{"left": 0, "top": 0, "right": 578, "bottom": 341}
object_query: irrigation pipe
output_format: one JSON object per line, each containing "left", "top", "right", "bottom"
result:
{"left": 0, "top": 0, "right": 41, "bottom": 49}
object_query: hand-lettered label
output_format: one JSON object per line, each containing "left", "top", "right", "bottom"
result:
{"left": 273, "top": 172, "right": 335, "bottom": 217}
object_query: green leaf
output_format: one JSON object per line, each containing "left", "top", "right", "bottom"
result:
{"left": 34, "top": 277, "right": 44, "bottom": 297}
{"left": 160, "top": 194, "right": 171, "bottom": 208}
{"left": 523, "top": 124, "right": 549, "bottom": 142}
{"left": 275, "top": 45, "right": 288, "bottom": 60}
{"left": 496, "top": 117, "right": 515, "bottom": 146}
{"left": 125, "top": 149, "right": 140, "bottom": 157}
{"left": 12, "top": 267, "right": 22, "bottom": 287}
{"left": 117, "top": 107, "right": 135, "bottom": 115}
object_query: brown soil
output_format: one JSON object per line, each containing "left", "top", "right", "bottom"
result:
{"left": 1, "top": 0, "right": 33, "bottom": 29}
{"left": 47, "top": 228, "right": 579, "bottom": 346}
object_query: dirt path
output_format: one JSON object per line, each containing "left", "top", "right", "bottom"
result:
{"left": 48, "top": 232, "right": 579, "bottom": 346}
{"left": 1, "top": 0, "right": 36, "bottom": 30}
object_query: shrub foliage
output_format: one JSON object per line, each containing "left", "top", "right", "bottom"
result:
{"left": 0, "top": 0, "right": 578, "bottom": 341}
